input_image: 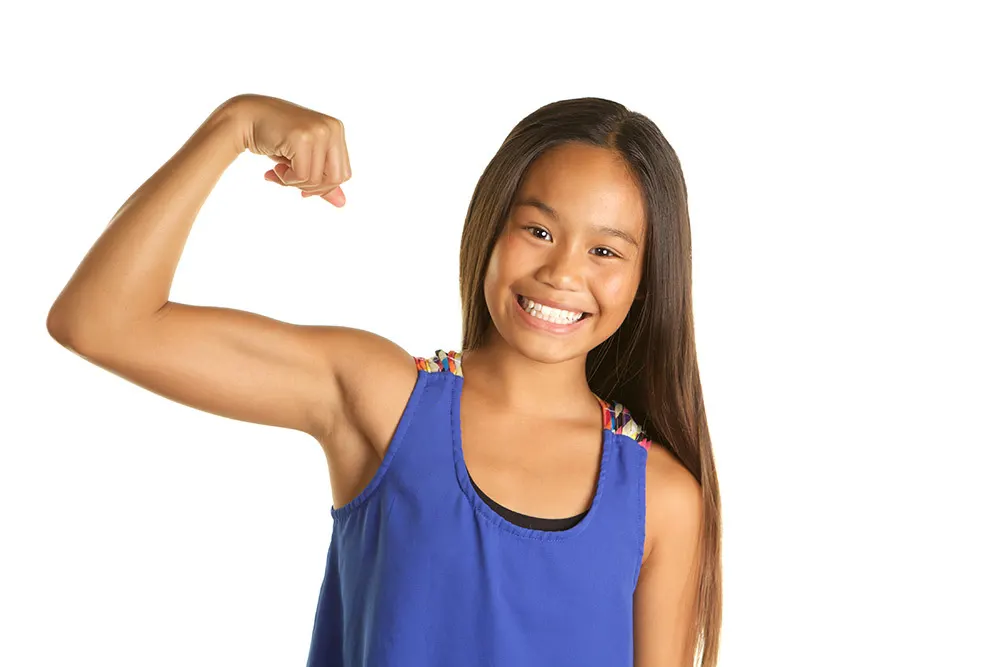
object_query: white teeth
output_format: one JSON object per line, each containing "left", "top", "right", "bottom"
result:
{"left": 518, "top": 295, "right": 583, "bottom": 323}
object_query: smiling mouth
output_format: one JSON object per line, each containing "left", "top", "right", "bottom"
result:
{"left": 515, "top": 294, "right": 592, "bottom": 324}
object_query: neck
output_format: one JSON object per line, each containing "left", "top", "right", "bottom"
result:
{"left": 460, "top": 330, "right": 598, "bottom": 419}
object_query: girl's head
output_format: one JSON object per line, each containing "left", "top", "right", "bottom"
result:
{"left": 475, "top": 140, "right": 647, "bottom": 365}
{"left": 459, "top": 97, "right": 721, "bottom": 667}
{"left": 460, "top": 97, "right": 692, "bottom": 412}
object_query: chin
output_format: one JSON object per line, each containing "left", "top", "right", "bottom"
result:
{"left": 514, "top": 337, "right": 584, "bottom": 364}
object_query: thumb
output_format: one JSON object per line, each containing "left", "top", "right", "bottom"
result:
{"left": 321, "top": 186, "right": 346, "bottom": 207}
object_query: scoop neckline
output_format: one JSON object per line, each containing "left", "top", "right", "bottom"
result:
{"left": 467, "top": 468, "right": 588, "bottom": 528}
{"left": 450, "top": 373, "right": 611, "bottom": 542}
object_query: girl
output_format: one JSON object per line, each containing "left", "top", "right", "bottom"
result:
{"left": 47, "top": 93, "right": 722, "bottom": 666}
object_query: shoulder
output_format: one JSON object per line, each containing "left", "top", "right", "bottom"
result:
{"left": 596, "top": 400, "right": 701, "bottom": 563}
{"left": 315, "top": 327, "right": 417, "bottom": 400}
{"left": 642, "top": 439, "right": 703, "bottom": 565}
{"left": 633, "top": 440, "right": 704, "bottom": 666}
{"left": 314, "top": 328, "right": 417, "bottom": 450}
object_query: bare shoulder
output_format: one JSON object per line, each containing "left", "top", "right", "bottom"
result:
{"left": 312, "top": 327, "right": 417, "bottom": 458}
{"left": 642, "top": 441, "right": 704, "bottom": 565}
{"left": 634, "top": 441, "right": 704, "bottom": 667}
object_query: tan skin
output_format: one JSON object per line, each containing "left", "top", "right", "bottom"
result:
{"left": 461, "top": 141, "right": 649, "bottom": 521}
{"left": 46, "top": 95, "right": 702, "bottom": 666}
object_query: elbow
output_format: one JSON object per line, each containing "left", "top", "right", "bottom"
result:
{"left": 46, "top": 302, "right": 98, "bottom": 352}
{"left": 46, "top": 304, "right": 79, "bottom": 348}
{"left": 47, "top": 301, "right": 154, "bottom": 354}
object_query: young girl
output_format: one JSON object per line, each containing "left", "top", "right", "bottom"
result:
{"left": 47, "top": 93, "right": 722, "bottom": 666}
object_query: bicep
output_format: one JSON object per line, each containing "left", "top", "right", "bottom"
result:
{"left": 63, "top": 301, "right": 407, "bottom": 440}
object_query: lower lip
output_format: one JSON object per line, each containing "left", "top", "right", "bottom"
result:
{"left": 512, "top": 293, "right": 588, "bottom": 335}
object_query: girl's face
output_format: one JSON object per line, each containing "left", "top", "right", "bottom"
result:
{"left": 483, "top": 142, "right": 647, "bottom": 364}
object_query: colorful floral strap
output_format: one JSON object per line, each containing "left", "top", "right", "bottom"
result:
{"left": 414, "top": 349, "right": 464, "bottom": 377}
{"left": 413, "top": 350, "right": 650, "bottom": 450}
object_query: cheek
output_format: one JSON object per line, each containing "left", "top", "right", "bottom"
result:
{"left": 483, "top": 238, "right": 516, "bottom": 310}
{"left": 483, "top": 242, "right": 505, "bottom": 294}
{"left": 484, "top": 233, "right": 521, "bottom": 288}
{"left": 593, "top": 269, "right": 640, "bottom": 313}
{"left": 597, "top": 272, "right": 628, "bottom": 298}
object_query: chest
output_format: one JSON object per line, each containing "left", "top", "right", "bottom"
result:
{"left": 458, "top": 393, "right": 605, "bottom": 520}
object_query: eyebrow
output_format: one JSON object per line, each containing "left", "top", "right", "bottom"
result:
{"left": 513, "top": 197, "right": 641, "bottom": 249}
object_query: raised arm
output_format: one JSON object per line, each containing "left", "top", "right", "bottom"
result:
{"left": 45, "top": 95, "right": 416, "bottom": 445}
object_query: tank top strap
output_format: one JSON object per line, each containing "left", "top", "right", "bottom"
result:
{"left": 412, "top": 350, "right": 651, "bottom": 450}
{"left": 361, "top": 349, "right": 464, "bottom": 492}
{"left": 596, "top": 396, "right": 652, "bottom": 451}
{"left": 588, "top": 396, "right": 650, "bottom": 589}
{"left": 414, "top": 349, "right": 463, "bottom": 377}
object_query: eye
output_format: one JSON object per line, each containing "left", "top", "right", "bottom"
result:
{"left": 592, "top": 247, "right": 621, "bottom": 259}
{"left": 523, "top": 225, "right": 552, "bottom": 241}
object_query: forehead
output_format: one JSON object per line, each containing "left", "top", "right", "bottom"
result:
{"left": 513, "top": 142, "right": 646, "bottom": 238}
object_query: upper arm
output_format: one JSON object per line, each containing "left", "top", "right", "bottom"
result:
{"left": 55, "top": 301, "right": 416, "bottom": 441}
{"left": 634, "top": 444, "right": 704, "bottom": 667}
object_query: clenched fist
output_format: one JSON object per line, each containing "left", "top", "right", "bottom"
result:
{"left": 231, "top": 94, "right": 352, "bottom": 207}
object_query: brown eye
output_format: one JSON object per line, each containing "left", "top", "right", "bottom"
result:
{"left": 592, "top": 247, "right": 619, "bottom": 258}
{"left": 524, "top": 226, "right": 552, "bottom": 241}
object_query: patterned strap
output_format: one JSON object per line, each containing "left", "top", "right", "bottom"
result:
{"left": 598, "top": 397, "right": 652, "bottom": 451}
{"left": 413, "top": 349, "right": 649, "bottom": 450}
{"left": 414, "top": 349, "right": 464, "bottom": 377}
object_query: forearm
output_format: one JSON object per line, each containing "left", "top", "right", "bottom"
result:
{"left": 47, "top": 96, "right": 251, "bottom": 344}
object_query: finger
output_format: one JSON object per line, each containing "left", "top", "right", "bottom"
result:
{"left": 301, "top": 180, "right": 342, "bottom": 198}
{"left": 311, "top": 146, "right": 327, "bottom": 190}
{"left": 339, "top": 140, "right": 352, "bottom": 184}
{"left": 301, "top": 184, "right": 345, "bottom": 207}
{"left": 322, "top": 146, "right": 339, "bottom": 187}
{"left": 300, "top": 185, "right": 332, "bottom": 196}
{"left": 321, "top": 185, "right": 346, "bottom": 207}
{"left": 287, "top": 154, "right": 310, "bottom": 185}
{"left": 276, "top": 163, "right": 307, "bottom": 186}
{"left": 266, "top": 167, "right": 299, "bottom": 185}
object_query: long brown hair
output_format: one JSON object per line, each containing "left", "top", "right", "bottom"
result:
{"left": 458, "top": 97, "right": 722, "bottom": 666}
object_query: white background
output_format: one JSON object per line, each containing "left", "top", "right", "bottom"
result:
{"left": 2, "top": 2, "right": 997, "bottom": 665}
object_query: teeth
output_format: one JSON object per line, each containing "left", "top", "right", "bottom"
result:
{"left": 518, "top": 295, "right": 584, "bottom": 323}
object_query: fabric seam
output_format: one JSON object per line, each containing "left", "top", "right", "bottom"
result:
{"left": 329, "top": 370, "right": 428, "bottom": 521}
{"left": 632, "top": 444, "right": 649, "bottom": 591}
{"left": 451, "top": 374, "right": 611, "bottom": 542}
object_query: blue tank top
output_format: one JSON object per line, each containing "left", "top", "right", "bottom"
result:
{"left": 305, "top": 350, "right": 651, "bottom": 666}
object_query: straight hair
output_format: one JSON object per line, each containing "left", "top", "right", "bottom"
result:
{"left": 458, "top": 97, "right": 722, "bottom": 666}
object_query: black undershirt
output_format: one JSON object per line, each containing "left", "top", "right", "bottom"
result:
{"left": 468, "top": 469, "right": 588, "bottom": 531}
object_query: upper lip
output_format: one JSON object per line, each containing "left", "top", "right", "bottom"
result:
{"left": 517, "top": 293, "right": 590, "bottom": 314}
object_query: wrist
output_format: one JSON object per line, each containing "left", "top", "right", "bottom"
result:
{"left": 211, "top": 94, "right": 256, "bottom": 156}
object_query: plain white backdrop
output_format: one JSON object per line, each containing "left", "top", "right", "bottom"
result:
{"left": 2, "top": 1, "right": 997, "bottom": 665}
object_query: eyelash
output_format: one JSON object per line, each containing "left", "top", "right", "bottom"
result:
{"left": 523, "top": 226, "right": 620, "bottom": 259}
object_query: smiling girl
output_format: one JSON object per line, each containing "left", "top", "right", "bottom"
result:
{"left": 47, "top": 93, "right": 722, "bottom": 666}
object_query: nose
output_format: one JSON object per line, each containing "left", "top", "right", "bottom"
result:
{"left": 536, "top": 245, "right": 585, "bottom": 292}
